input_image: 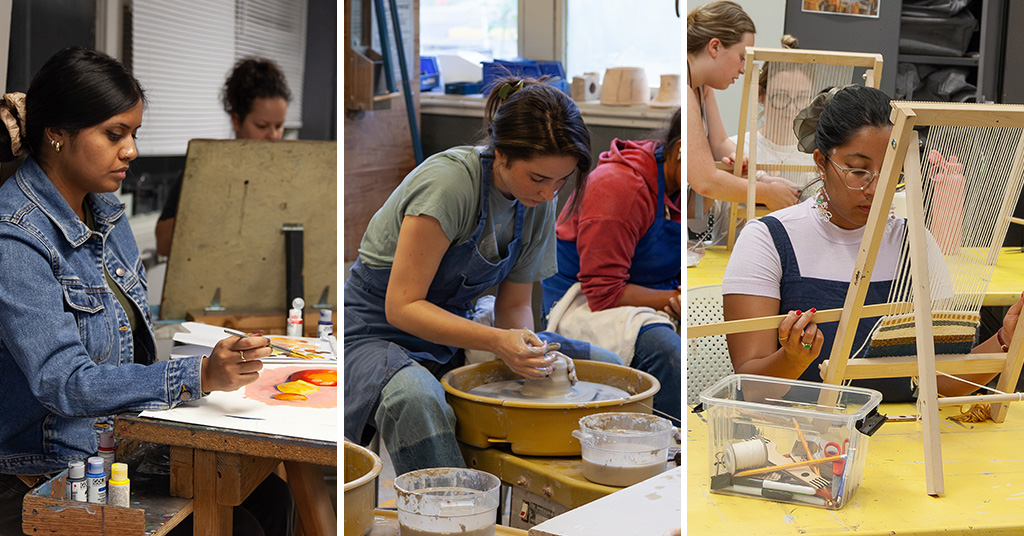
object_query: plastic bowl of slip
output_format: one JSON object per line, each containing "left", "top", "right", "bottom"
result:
{"left": 441, "top": 360, "right": 660, "bottom": 456}
{"left": 572, "top": 412, "right": 674, "bottom": 487}
{"left": 394, "top": 468, "right": 500, "bottom": 536}
{"left": 344, "top": 441, "right": 383, "bottom": 536}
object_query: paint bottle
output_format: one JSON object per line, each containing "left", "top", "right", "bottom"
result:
{"left": 286, "top": 297, "right": 304, "bottom": 337}
{"left": 97, "top": 431, "right": 115, "bottom": 481}
{"left": 85, "top": 456, "right": 106, "bottom": 504}
{"left": 317, "top": 309, "right": 333, "bottom": 338}
{"left": 65, "top": 460, "right": 87, "bottom": 502}
{"left": 107, "top": 462, "right": 130, "bottom": 508}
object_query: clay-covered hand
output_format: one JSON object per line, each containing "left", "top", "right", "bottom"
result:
{"left": 1001, "top": 291, "right": 1024, "bottom": 344}
{"left": 493, "top": 328, "right": 556, "bottom": 380}
{"left": 200, "top": 333, "right": 272, "bottom": 393}
{"left": 777, "top": 309, "right": 824, "bottom": 364}
{"left": 762, "top": 182, "right": 799, "bottom": 211}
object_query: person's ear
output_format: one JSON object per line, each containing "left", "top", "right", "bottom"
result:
{"left": 230, "top": 113, "right": 243, "bottom": 135}
{"left": 708, "top": 38, "right": 721, "bottom": 58}
{"left": 813, "top": 149, "right": 827, "bottom": 176}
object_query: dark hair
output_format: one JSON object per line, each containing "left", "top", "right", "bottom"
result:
{"left": 20, "top": 47, "right": 145, "bottom": 162}
{"left": 222, "top": 58, "right": 291, "bottom": 123}
{"left": 483, "top": 76, "right": 592, "bottom": 215}
{"left": 815, "top": 86, "right": 892, "bottom": 154}
{"left": 687, "top": 0, "right": 756, "bottom": 55}
{"left": 649, "top": 108, "right": 682, "bottom": 150}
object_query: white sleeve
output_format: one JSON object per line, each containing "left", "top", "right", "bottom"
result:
{"left": 722, "top": 219, "right": 783, "bottom": 299}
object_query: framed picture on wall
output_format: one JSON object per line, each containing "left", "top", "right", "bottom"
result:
{"left": 802, "top": 0, "right": 880, "bottom": 18}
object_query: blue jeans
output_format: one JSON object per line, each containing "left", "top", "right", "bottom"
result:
{"left": 632, "top": 325, "right": 681, "bottom": 421}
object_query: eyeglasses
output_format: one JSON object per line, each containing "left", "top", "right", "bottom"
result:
{"left": 826, "top": 155, "right": 882, "bottom": 191}
{"left": 767, "top": 92, "right": 813, "bottom": 110}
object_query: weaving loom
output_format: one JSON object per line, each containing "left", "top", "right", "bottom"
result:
{"left": 821, "top": 102, "right": 1024, "bottom": 496}
{"left": 726, "top": 47, "right": 884, "bottom": 250}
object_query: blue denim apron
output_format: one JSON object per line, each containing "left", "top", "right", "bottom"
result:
{"left": 763, "top": 216, "right": 914, "bottom": 401}
{"left": 344, "top": 152, "right": 590, "bottom": 444}
{"left": 542, "top": 148, "right": 681, "bottom": 315}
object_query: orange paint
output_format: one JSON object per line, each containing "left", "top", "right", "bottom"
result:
{"left": 288, "top": 369, "right": 337, "bottom": 387}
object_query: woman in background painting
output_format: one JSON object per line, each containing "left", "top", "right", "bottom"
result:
{"left": 155, "top": 57, "right": 291, "bottom": 257}
{"left": 0, "top": 47, "right": 292, "bottom": 536}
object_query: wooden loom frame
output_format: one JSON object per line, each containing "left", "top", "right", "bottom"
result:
{"left": 821, "top": 102, "right": 1024, "bottom": 496}
{"left": 687, "top": 102, "right": 1024, "bottom": 497}
{"left": 725, "top": 47, "right": 884, "bottom": 250}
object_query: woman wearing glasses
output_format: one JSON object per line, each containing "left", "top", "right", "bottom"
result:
{"left": 729, "top": 35, "right": 816, "bottom": 196}
{"left": 687, "top": 1, "right": 798, "bottom": 242}
{"left": 721, "top": 85, "right": 1024, "bottom": 399}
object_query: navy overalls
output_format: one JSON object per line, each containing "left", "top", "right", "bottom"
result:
{"left": 763, "top": 216, "right": 914, "bottom": 401}
{"left": 344, "top": 152, "right": 591, "bottom": 472}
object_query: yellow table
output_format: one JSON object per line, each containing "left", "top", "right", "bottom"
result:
{"left": 688, "top": 245, "right": 1024, "bottom": 306}
{"left": 688, "top": 402, "right": 1024, "bottom": 535}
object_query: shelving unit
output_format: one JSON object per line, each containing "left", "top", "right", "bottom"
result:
{"left": 896, "top": 0, "right": 1003, "bottom": 103}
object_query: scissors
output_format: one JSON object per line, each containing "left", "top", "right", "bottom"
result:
{"left": 824, "top": 438, "right": 850, "bottom": 500}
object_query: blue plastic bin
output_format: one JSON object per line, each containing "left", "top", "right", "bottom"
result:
{"left": 420, "top": 56, "right": 441, "bottom": 92}
{"left": 481, "top": 58, "right": 568, "bottom": 94}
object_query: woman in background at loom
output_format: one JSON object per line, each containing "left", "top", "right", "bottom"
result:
{"left": 729, "top": 34, "right": 817, "bottom": 196}
{"left": 687, "top": 0, "right": 798, "bottom": 242}
{"left": 0, "top": 47, "right": 292, "bottom": 536}
{"left": 541, "top": 109, "right": 681, "bottom": 421}
{"left": 344, "top": 77, "right": 620, "bottom": 476}
{"left": 722, "top": 85, "right": 1024, "bottom": 400}
{"left": 155, "top": 57, "right": 291, "bottom": 257}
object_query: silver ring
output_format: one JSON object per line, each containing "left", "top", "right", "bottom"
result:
{"left": 239, "top": 350, "right": 246, "bottom": 361}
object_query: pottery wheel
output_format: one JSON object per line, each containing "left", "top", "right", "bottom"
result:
{"left": 467, "top": 380, "right": 630, "bottom": 403}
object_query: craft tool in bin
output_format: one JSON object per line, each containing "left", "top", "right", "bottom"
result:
{"left": 697, "top": 374, "right": 886, "bottom": 509}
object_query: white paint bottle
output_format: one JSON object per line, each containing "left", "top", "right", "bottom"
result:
{"left": 107, "top": 462, "right": 130, "bottom": 508}
{"left": 97, "top": 431, "right": 115, "bottom": 481}
{"left": 65, "top": 460, "right": 87, "bottom": 502}
{"left": 317, "top": 309, "right": 333, "bottom": 338}
{"left": 286, "top": 297, "right": 304, "bottom": 337}
{"left": 85, "top": 456, "right": 106, "bottom": 504}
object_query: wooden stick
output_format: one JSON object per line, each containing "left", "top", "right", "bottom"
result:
{"left": 792, "top": 420, "right": 820, "bottom": 478}
{"left": 938, "top": 393, "right": 1024, "bottom": 406}
{"left": 733, "top": 455, "right": 845, "bottom": 478}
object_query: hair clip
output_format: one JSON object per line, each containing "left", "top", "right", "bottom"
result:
{"left": 498, "top": 80, "right": 525, "bottom": 102}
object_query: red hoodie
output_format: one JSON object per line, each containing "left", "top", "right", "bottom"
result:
{"left": 556, "top": 139, "right": 681, "bottom": 311}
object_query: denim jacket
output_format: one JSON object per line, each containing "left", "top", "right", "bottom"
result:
{"left": 0, "top": 158, "right": 204, "bottom": 474}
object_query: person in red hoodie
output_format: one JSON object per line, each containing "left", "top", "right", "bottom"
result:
{"left": 542, "top": 109, "right": 681, "bottom": 420}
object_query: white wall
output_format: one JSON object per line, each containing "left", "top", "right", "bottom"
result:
{"left": 686, "top": 0, "right": 786, "bottom": 137}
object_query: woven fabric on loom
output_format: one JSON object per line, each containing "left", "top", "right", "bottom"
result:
{"left": 865, "top": 311, "right": 979, "bottom": 358}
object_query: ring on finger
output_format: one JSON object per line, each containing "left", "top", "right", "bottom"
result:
{"left": 802, "top": 342, "right": 812, "bottom": 350}
{"left": 239, "top": 350, "right": 246, "bottom": 361}
{"left": 778, "top": 335, "right": 789, "bottom": 342}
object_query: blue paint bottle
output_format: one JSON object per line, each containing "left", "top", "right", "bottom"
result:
{"left": 86, "top": 456, "right": 106, "bottom": 504}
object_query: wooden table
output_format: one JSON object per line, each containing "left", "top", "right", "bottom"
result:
{"left": 688, "top": 245, "right": 1024, "bottom": 306}
{"left": 688, "top": 402, "right": 1024, "bottom": 535}
{"left": 115, "top": 414, "right": 336, "bottom": 536}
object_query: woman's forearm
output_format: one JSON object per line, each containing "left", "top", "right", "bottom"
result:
{"left": 386, "top": 298, "right": 500, "bottom": 353}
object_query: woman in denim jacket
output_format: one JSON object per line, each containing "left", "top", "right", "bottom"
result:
{"left": 0, "top": 48, "right": 283, "bottom": 534}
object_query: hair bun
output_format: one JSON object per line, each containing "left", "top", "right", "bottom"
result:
{"left": 0, "top": 92, "right": 26, "bottom": 160}
{"left": 793, "top": 85, "right": 854, "bottom": 153}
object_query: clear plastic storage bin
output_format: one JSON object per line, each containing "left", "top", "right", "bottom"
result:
{"left": 698, "top": 374, "right": 885, "bottom": 510}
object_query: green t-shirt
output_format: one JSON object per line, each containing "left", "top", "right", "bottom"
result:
{"left": 358, "top": 146, "right": 557, "bottom": 284}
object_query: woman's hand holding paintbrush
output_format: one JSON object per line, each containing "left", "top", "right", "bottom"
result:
{"left": 200, "top": 331, "right": 271, "bottom": 393}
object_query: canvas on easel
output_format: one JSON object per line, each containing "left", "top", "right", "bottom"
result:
{"left": 726, "top": 47, "right": 883, "bottom": 250}
{"left": 821, "top": 102, "right": 1024, "bottom": 496}
{"left": 160, "top": 139, "right": 337, "bottom": 320}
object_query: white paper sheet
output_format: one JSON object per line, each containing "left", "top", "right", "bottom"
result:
{"left": 140, "top": 364, "right": 338, "bottom": 442}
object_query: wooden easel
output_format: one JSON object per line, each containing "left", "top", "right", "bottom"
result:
{"left": 160, "top": 139, "right": 337, "bottom": 321}
{"left": 726, "top": 47, "right": 883, "bottom": 250}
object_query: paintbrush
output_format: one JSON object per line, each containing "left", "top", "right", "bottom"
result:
{"left": 222, "top": 328, "right": 318, "bottom": 359}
